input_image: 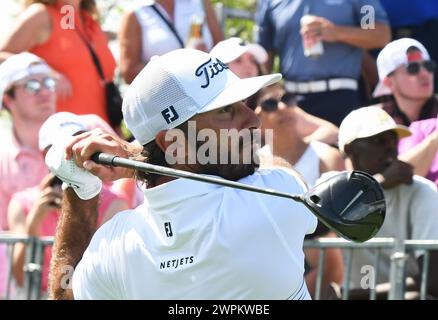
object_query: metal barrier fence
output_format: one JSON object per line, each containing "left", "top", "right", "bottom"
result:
{"left": 304, "top": 237, "right": 396, "bottom": 300}
{"left": 304, "top": 237, "right": 438, "bottom": 300}
{"left": 0, "top": 234, "right": 54, "bottom": 300}
{"left": 2, "top": 235, "right": 438, "bottom": 300}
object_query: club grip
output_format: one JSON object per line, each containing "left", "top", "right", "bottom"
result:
{"left": 91, "top": 152, "right": 118, "bottom": 166}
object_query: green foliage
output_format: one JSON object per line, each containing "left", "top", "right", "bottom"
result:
{"left": 210, "top": 1, "right": 280, "bottom": 73}
{"left": 211, "top": 0, "right": 257, "bottom": 41}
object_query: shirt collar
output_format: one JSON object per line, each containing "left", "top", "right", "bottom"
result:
{"left": 143, "top": 175, "right": 222, "bottom": 211}
{"left": 10, "top": 130, "right": 41, "bottom": 160}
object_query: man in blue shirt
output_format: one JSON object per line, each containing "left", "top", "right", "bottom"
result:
{"left": 256, "top": 0, "right": 390, "bottom": 126}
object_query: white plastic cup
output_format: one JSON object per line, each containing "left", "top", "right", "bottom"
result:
{"left": 300, "top": 14, "right": 324, "bottom": 58}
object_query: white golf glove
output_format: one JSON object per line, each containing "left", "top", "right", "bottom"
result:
{"left": 45, "top": 138, "right": 102, "bottom": 200}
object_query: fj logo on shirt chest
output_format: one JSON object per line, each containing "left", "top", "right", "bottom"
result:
{"left": 195, "top": 58, "right": 228, "bottom": 88}
{"left": 164, "top": 221, "right": 173, "bottom": 237}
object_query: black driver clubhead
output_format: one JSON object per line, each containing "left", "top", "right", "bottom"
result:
{"left": 302, "top": 171, "right": 386, "bottom": 242}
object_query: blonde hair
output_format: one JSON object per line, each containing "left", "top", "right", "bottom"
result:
{"left": 25, "top": 0, "right": 98, "bottom": 19}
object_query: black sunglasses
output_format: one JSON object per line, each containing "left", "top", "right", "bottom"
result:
{"left": 406, "top": 60, "right": 436, "bottom": 75}
{"left": 260, "top": 93, "right": 296, "bottom": 112}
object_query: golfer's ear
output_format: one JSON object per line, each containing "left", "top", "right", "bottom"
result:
{"left": 155, "top": 130, "right": 170, "bottom": 152}
{"left": 155, "top": 129, "right": 187, "bottom": 158}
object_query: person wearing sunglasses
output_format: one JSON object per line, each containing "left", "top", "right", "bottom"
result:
{"left": 255, "top": 84, "right": 345, "bottom": 299}
{"left": 211, "top": 39, "right": 340, "bottom": 146}
{"left": 0, "top": 53, "right": 57, "bottom": 231}
{"left": 0, "top": 52, "right": 56, "bottom": 298}
{"left": 6, "top": 112, "right": 128, "bottom": 298}
{"left": 12, "top": 77, "right": 56, "bottom": 96}
{"left": 374, "top": 38, "right": 438, "bottom": 126}
{"left": 256, "top": 0, "right": 391, "bottom": 127}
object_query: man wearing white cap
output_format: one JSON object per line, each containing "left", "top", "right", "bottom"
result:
{"left": 375, "top": 38, "right": 437, "bottom": 126}
{"left": 46, "top": 48, "right": 318, "bottom": 299}
{"left": 210, "top": 37, "right": 268, "bottom": 79}
{"left": 325, "top": 106, "right": 438, "bottom": 297}
{"left": 0, "top": 53, "right": 56, "bottom": 231}
{"left": 0, "top": 52, "right": 55, "bottom": 298}
{"left": 6, "top": 112, "right": 128, "bottom": 296}
{"left": 211, "top": 39, "right": 340, "bottom": 146}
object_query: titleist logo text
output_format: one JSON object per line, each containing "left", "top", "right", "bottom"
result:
{"left": 195, "top": 58, "right": 228, "bottom": 88}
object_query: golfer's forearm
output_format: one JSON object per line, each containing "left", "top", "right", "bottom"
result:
{"left": 48, "top": 189, "right": 99, "bottom": 300}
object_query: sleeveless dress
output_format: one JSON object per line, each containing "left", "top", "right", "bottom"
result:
{"left": 31, "top": 4, "right": 116, "bottom": 122}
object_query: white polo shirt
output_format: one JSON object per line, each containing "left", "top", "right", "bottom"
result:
{"left": 72, "top": 168, "right": 317, "bottom": 299}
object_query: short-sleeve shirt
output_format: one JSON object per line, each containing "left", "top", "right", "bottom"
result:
{"left": 31, "top": 4, "right": 116, "bottom": 122}
{"left": 0, "top": 135, "right": 47, "bottom": 231}
{"left": 73, "top": 168, "right": 317, "bottom": 299}
{"left": 318, "top": 172, "right": 438, "bottom": 287}
{"left": 398, "top": 118, "right": 438, "bottom": 187}
{"left": 10, "top": 184, "right": 120, "bottom": 293}
{"left": 256, "top": 0, "right": 388, "bottom": 81}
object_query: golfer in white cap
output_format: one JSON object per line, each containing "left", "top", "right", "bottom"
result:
{"left": 46, "top": 49, "right": 317, "bottom": 300}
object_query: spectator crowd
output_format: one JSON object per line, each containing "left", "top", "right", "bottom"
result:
{"left": 1, "top": 0, "right": 438, "bottom": 300}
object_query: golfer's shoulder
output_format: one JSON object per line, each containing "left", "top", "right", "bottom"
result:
{"left": 246, "top": 167, "right": 308, "bottom": 193}
{"left": 88, "top": 206, "right": 147, "bottom": 249}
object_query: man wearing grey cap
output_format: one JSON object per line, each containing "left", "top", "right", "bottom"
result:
{"left": 46, "top": 49, "right": 318, "bottom": 300}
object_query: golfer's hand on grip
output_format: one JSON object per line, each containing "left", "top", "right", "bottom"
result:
{"left": 65, "top": 129, "right": 140, "bottom": 182}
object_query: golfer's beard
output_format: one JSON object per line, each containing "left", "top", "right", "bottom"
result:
{"left": 200, "top": 162, "right": 258, "bottom": 181}
{"left": 198, "top": 140, "right": 260, "bottom": 181}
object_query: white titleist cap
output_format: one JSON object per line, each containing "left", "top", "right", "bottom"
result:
{"left": 373, "top": 38, "right": 430, "bottom": 97}
{"left": 338, "top": 106, "right": 411, "bottom": 153}
{"left": 0, "top": 52, "right": 51, "bottom": 109}
{"left": 210, "top": 37, "right": 268, "bottom": 64}
{"left": 122, "top": 48, "right": 281, "bottom": 145}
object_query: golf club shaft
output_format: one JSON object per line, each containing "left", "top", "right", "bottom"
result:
{"left": 92, "top": 152, "right": 303, "bottom": 202}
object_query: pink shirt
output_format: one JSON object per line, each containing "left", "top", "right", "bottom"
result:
{"left": 10, "top": 184, "right": 121, "bottom": 293}
{"left": 398, "top": 118, "right": 438, "bottom": 187}
{"left": 0, "top": 134, "right": 47, "bottom": 231}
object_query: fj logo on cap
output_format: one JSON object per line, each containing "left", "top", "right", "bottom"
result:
{"left": 195, "top": 58, "right": 228, "bottom": 89}
{"left": 162, "top": 105, "right": 179, "bottom": 124}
